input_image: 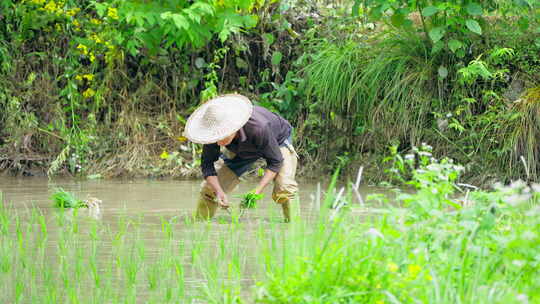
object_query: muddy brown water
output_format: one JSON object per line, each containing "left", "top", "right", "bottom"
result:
{"left": 0, "top": 176, "right": 328, "bottom": 220}
{"left": 0, "top": 176, "right": 379, "bottom": 302}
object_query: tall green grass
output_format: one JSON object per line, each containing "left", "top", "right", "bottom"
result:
{"left": 500, "top": 87, "right": 540, "bottom": 180}
{"left": 256, "top": 150, "right": 540, "bottom": 303}
{"left": 302, "top": 31, "right": 437, "bottom": 157}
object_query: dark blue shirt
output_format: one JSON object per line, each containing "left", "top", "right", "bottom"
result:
{"left": 201, "top": 106, "right": 292, "bottom": 178}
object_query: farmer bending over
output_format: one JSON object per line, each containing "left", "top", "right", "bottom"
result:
{"left": 184, "top": 94, "right": 298, "bottom": 222}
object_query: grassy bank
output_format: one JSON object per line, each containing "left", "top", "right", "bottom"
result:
{"left": 1, "top": 151, "right": 539, "bottom": 303}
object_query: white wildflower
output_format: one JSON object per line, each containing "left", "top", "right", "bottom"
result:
{"left": 512, "top": 260, "right": 526, "bottom": 268}
{"left": 517, "top": 293, "right": 528, "bottom": 304}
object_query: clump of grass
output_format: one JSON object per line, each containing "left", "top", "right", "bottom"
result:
{"left": 499, "top": 86, "right": 540, "bottom": 180}
{"left": 301, "top": 32, "right": 437, "bottom": 159}
{"left": 50, "top": 188, "right": 85, "bottom": 208}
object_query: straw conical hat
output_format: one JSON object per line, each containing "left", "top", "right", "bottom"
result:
{"left": 184, "top": 94, "right": 253, "bottom": 144}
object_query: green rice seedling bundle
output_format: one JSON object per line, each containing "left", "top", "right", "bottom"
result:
{"left": 51, "top": 188, "right": 86, "bottom": 208}
{"left": 239, "top": 192, "right": 264, "bottom": 209}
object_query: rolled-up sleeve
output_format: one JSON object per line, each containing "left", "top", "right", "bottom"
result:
{"left": 255, "top": 126, "right": 283, "bottom": 172}
{"left": 201, "top": 144, "right": 220, "bottom": 178}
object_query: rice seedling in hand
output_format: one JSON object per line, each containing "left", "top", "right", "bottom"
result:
{"left": 239, "top": 192, "right": 264, "bottom": 209}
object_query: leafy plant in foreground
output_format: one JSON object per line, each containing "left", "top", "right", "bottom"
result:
{"left": 257, "top": 146, "right": 540, "bottom": 303}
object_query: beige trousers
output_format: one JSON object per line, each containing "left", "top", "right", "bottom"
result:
{"left": 195, "top": 146, "right": 298, "bottom": 221}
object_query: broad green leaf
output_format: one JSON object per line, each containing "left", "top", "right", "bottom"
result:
{"left": 219, "top": 28, "right": 231, "bottom": 42}
{"left": 448, "top": 39, "right": 463, "bottom": 52}
{"left": 161, "top": 12, "right": 189, "bottom": 30}
{"left": 391, "top": 12, "right": 405, "bottom": 27}
{"left": 466, "top": 19, "right": 482, "bottom": 35}
{"left": 271, "top": 51, "right": 283, "bottom": 66}
{"left": 422, "top": 6, "right": 439, "bottom": 17}
{"left": 535, "top": 38, "right": 540, "bottom": 48}
{"left": 172, "top": 14, "right": 189, "bottom": 30}
{"left": 263, "top": 33, "right": 275, "bottom": 46}
{"left": 191, "top": 2, "right": 214, "bottom": 16}
{"left": 438, "top": 66, "right": 448, "bottom": 79}
{"left": 428, "top": 26, "right": 446, "bottom": 43}
{"left": 93, "top": 2, "right": 107, "bottom": 17}
{"left": 245, "top": 15, "right": 258, "bottom": 28}
{"left": 144, "top": 13, "right": 157, "bottom": 26}
{"left": 134, "top": 11, "right": 145, "bottom": 27}
{"left": 466, "top": 3, "right": 483, "bottom": 16}
{"left": 126, "top": 40, "right": 139, "bottom": 56}
{"left": 238, "top": 0, "right": 254, "bottom": 10}
{"left": 431, "top": 40, "right": 444, "bottom": 55}
{"left": 185, "top": 9, "right": 201, "bottom": 23}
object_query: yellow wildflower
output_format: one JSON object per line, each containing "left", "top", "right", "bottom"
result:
{"left": 107, "top": 7, "right": 119, "bottom": 20}
{"left": 82, "top": 88, "right": 95, "bottom": 98}
{"left": 90, "top": 18, "right": 102, "bottom": 25}
{"left": 387, "top": 262, "right": 398, "bottom": 273}
{"left": 160, "top": 151, "right": 169, "bottom": 159}
{"left": 76, "top": 44, "right": 88, "bottom": 55}
{"left": 43, "top": 0, "right": 61, "bottom": 14}
{"left": 66, "top": 7, "right": 80, "bottom": 16}
{"left": 90, "top": 33, "right": 103, "bottom": 44}
{"left": 177, "top": 136, "right": 188, "bottom": 142}
{"left": 105, "top": 41, "right": 116, "bottom": 50}
{"left": 73, "top": 19, "right": 80, "bottom": 28}
{"left": 408, "top": 264, "right": 422, "bottom": 279}
{"left": 30, "top": 0, "right": 46, "bottom": 5}
{"left": 76, "top": 74, "right": 94, "bottom": 82}
{"left": 376, "top": 300, "right": 384, "bottom": 304}
{"left": 425, "top": 274, "right": 433, "bottom": 281}
{"left": 89, "top": 53, "right": 96, "bottom": 63}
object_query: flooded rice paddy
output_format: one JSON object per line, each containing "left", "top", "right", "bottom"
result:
{"left": 0, "top": 176, "right": 375, "bottom": 303}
